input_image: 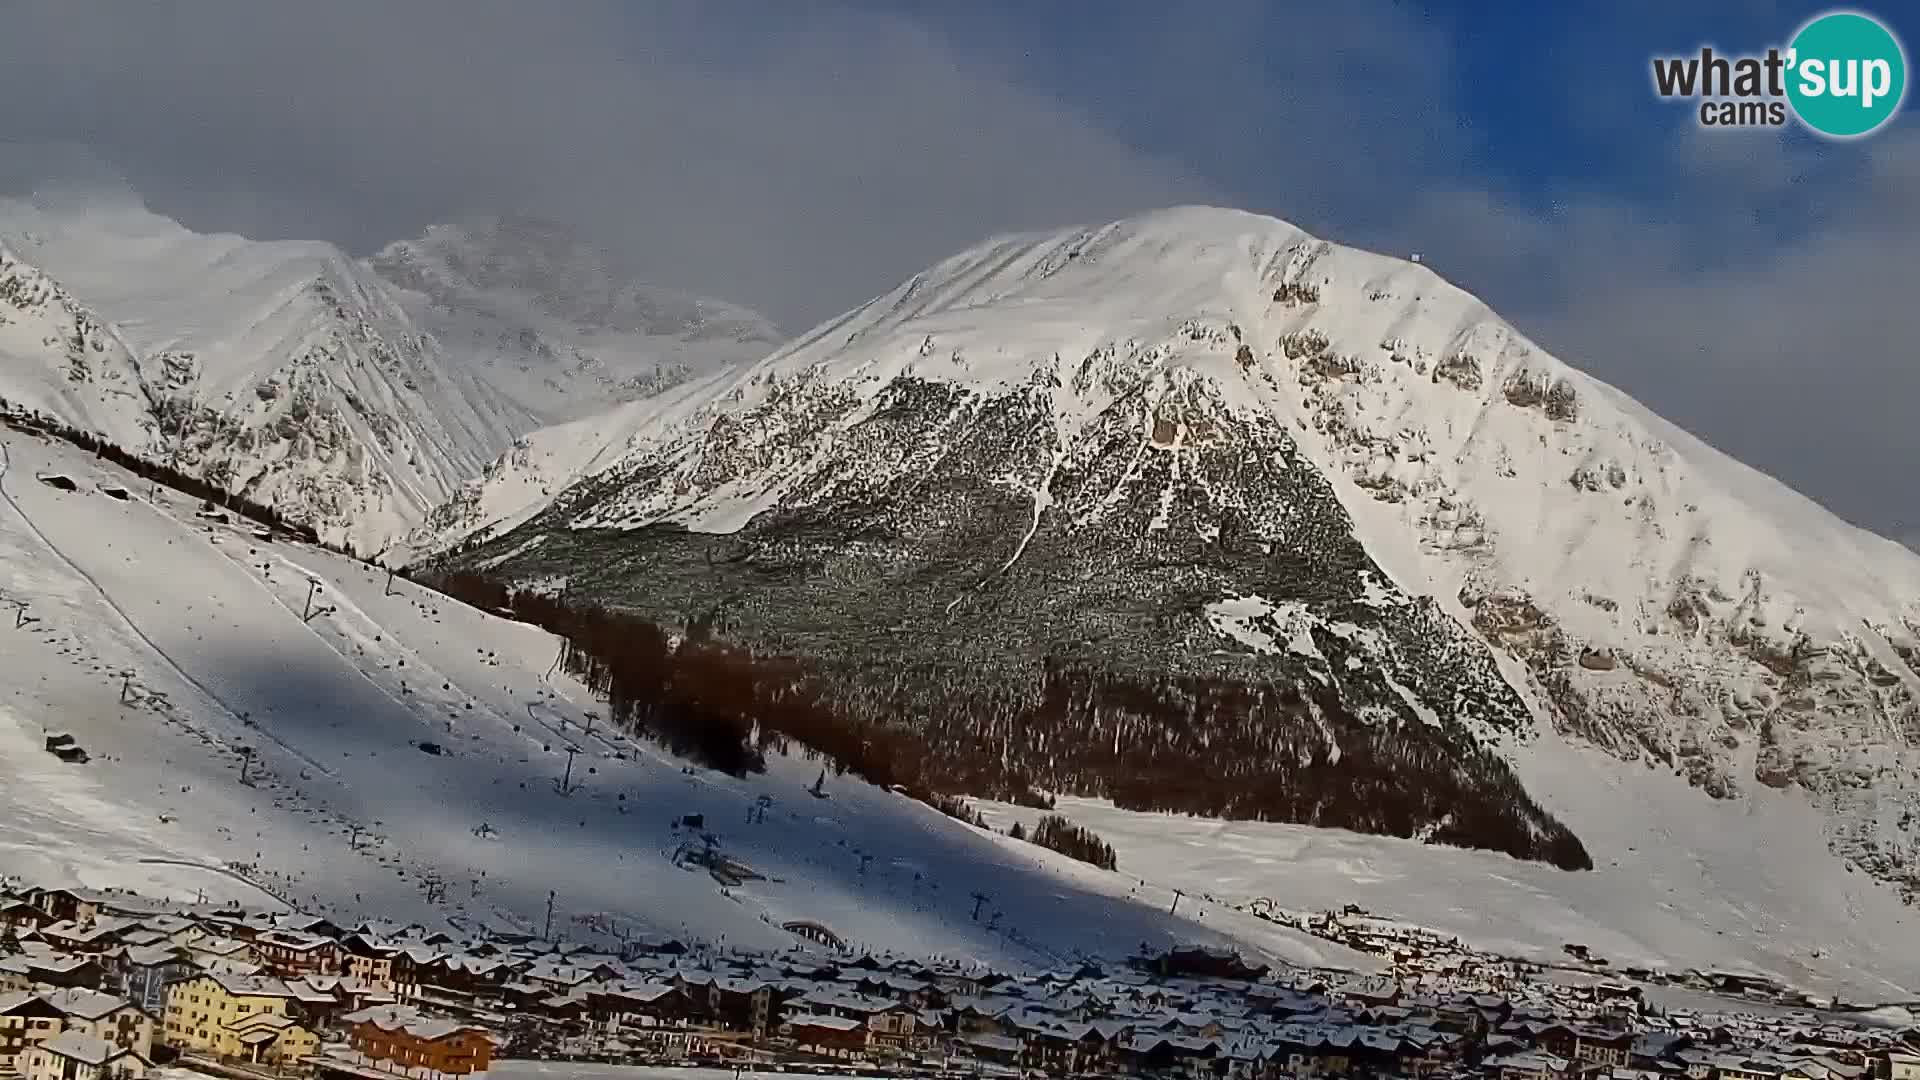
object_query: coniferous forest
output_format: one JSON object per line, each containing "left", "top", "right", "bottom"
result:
{"left": 424, "top": 570, "right": 1593, "bottom": 872}
{"left": 1027, "top": 814, "right": 1119, "bottom": 871}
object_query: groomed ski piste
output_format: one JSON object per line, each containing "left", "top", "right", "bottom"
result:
{"left": 0, "top": 425, "right": 1368, "bottom": 974}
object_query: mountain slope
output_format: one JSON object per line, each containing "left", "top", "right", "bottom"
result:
{"left": 369, "top": 217, "right": 782, "bottom": 425}
{"left": 0, "top": 238, "right": 152, "bottom": 447}
{"left": 398, "top": 367, "right": 739, "bottom": 563}
{"left": 0, "top": 424, "right": 1362, "bottom": 972}
{"left": 0, "top": 193, "right": 542, "bottom": 553}
{"left": 427, "top": 207, "right": 1920, "bottom": 904}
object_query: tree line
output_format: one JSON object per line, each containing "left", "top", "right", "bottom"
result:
{"left": 924, "top": 793, "right": 988, "bottom": 829}
{"left": 1022, "top": 814, "right": 1118, "bottom": 871}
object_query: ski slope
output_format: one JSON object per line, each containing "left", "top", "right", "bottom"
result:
{"left": 0, "top": 426, "right": 1364, "bottom": 972}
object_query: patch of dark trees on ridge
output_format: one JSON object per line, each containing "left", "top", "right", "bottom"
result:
{"left": 0, "top": 400, "right": 323, "bottom": 546}
{"left": 908, "top": 785, "right": 1126, "bottom": 874}
{"left": 1016, "top": 815, "right": 1119, "bottom": 872}
{"left": 924, "top": 792, "right": 989, "bottom": 828}
{"left": 425, "top": 568, "right": 1593, "bottom": 873}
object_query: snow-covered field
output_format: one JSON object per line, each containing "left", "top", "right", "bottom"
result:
{"left": 975, "top": 731, "right": 1920, "bottom": 1002}
{"left": 0, "top": 427, "right": 1364, "bottom": 973}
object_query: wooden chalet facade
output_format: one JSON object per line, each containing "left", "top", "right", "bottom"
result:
{"left": 344, "top": 1006, "right": 495, "bottom": 1076}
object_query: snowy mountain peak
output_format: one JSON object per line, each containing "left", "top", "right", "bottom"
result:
{"left": 383, "top": 213, "right": 780, "bottom": 344}
{"left": 433, "top": 205, "right": 1920, "bottom": 906}
{"left": 370, "top": 216, "right": 782, "bottom": 424}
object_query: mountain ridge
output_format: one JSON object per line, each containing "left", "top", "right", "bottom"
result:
{"left": 0, "top": 192, "right": 539, "bottom": 552}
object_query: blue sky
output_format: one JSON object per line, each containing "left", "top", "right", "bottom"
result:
{"left": 0, "top": 0, "right": 1914, "bottom": 541}
{"left": 907, "top": 1, "right": 1900, "bottom": 293}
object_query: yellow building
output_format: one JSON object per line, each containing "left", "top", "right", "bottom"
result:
{"left": 161, "top": 973, "right": 307, "bottom": 1060}
{"left": 225, "top": 1012, "right": 318, "bottom": 1066}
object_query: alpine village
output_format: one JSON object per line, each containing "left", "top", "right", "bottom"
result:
{"left": 0, "top": 879, "right": 1914, "bottom": 1080}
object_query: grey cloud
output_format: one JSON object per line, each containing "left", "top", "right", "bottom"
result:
{"left": 0, "top": 2, "right": 1201, "bottom": 328}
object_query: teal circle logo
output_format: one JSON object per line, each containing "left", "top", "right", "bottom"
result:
{"left": 1786, "top": 11, "right": 1907, "bottom": 138}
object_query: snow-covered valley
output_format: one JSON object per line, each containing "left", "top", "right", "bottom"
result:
{"left": 975, "top": 743, "right": 1920, "bottom": 1003}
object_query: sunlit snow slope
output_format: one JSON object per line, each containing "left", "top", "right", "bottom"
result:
{"left": 976, "top": 751, "right": 1920, "bottom": 1002}
{"left": 0, "top": 424, "right": 1361, "bottom": 972}
{"left": 0, "top": 191, "right": 540, "bottom": 554}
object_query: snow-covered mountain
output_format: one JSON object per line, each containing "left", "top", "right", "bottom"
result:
{"left": 369, "top": 216, "right": 782, "bottom": 424}
{"left": 424, "top": 207, "right": 1920, "bottom": 909}
{"left": 0, "top": 238, "right": 151, "bottom": 449}
{"left": 0, "top": 192, "right": 541, "bottom": 553}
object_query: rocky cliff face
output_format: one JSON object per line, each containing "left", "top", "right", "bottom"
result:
{"left": 0, "top": 241, "right": 154, "bottom": 448}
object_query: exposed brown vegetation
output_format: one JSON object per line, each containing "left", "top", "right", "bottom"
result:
{"left": 1433, "top": 353, "right": 1483, "bottom": 391}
